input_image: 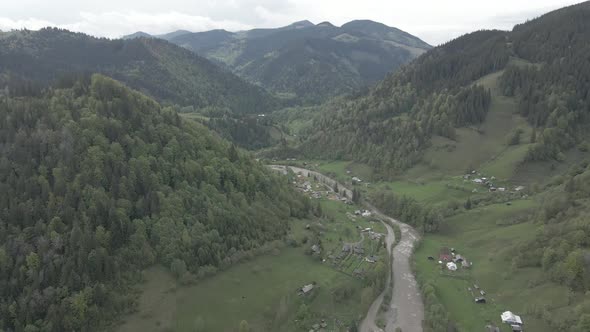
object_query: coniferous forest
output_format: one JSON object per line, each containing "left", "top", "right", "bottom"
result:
{"left": 0, "top": 75, "right": 309, "bottom": 331}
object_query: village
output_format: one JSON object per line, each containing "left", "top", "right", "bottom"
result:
{"left": 274, "top": 164, "right": 531, "bottom": 332}
{"left": 464, "top": 170, "right": 525, "bottom": 195}
{"left": 289, "top": 169, "right": 386, "bottom": 280}
{"left": 271, "top": 167, "right": 390, "bottom": 332}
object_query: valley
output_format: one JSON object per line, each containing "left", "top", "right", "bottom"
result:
{"left": 2, "top": 2, "right": 590, "bottom": 332}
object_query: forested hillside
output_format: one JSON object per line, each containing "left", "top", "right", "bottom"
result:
{"left": 130, "top": 20, "right": 431, "bottom": 103}
{"left": 293, "top": 2, "right": 590, "bottom": 178}
{"left": 0, "top": 28, "right": 277, "bottom": 114}
{"left": 0, "top": 75, "right": 310, "bottom": 331}
{"left": 500, "top": 3, "right": 590, "bottom": 162}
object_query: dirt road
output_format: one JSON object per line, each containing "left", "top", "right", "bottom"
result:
{"left": 268, "top": 165, "right": 424, "bottom": 332}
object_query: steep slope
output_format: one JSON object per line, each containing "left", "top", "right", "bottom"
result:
{"left": 297, "top": 1, "right": 590, "bottom": 178}
{"left": 0, "top": 75, "right": 310, "bottom": 331}
{"left": 151, "top": 20, "right": 431, "bottom": 102}
{"left": 0, "top": 28, "right": 277, "bottom": 113}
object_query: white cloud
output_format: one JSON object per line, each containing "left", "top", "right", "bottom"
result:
{"left": 0, "top": 0, "right": 585, "bottom": 44}
{"left": 0, "top": 11, "right": 254, "bottom": 38}
{"left": 0, "top": 17, "right": 57, "bottom": 31}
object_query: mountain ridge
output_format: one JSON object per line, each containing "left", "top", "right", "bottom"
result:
{"left": 0, "top": 27, "right": 278, "bottom": 113}
{"left": 124, "top": 19, "right": 431, "bottom": 103}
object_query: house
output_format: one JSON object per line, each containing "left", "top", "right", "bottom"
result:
{"left": 473, "top": 178, "right": 483, "bottom": 184}
{"left": 352, "top": 176, "right": 362, "bottom": 183}
{"left": 454, "top": 254, "right": 465, "bottom": 263}
{"left": 462, "top": 260, "right": 471, "bottom": 268}
{"left": 446, "top": 262, "right": 458, "bottom": 271}
{"left": 515, "top": 186, "right": 525, "bottom": 192}
{"left": 342, "top": 244, "right": 351, "bottom": 253}
{"left": 361, "top": 211, "right": 372, "bottom": 217}
{"left": 475, "top": 297, "right": 486, "bottom": 304}
{"left": 361, "top": 227, "right": 372, "bottom": 233}
{"left": 498, "top": 187, "right": 506, "bottom": 192}
{"left": 501, "top": 311, "right": 523, "bottom": 325}
{"left": 354, "top": 210, "right": 362, "bottom": 216}
{"left": 439, "top": 247, "right": 452, "bottom": 261}
{"left": 365, "top": 256, "right": 377, "bottom": 263}
{"left": 299, "top": 284, "right": 314, "bottom": 295}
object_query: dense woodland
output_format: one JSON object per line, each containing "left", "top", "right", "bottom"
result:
{"left": 206, "top": 116, "right": 277, "bottom": 150}
{"left": 159, "top": 20, "right": 431, "bottom": 103}
{"left": 0, "top": 75, "right": 310, "bottom": 331}
{"left": 499, "top": 3, "right": 590, "bottom": 162}
{"left": 290, "top": 2, "right": 590, "bottom": 180}
{"left": 511, "top": 161, "right": 590, "bottom": 331}
{"left": 0, "top": 28, "right": 277, "bottom": 114}
{"left": 369, "top": 190, "right": 443, "bottom": 233}
{"left": 287, "top": 28, "right": 503, "bottom": 177}
{"left": 300, "top": 83, "right": 491, "bottom": 177}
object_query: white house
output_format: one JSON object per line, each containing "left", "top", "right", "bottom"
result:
{"left": 446, "top": 262, "right": 458, "bottom": 271}
{"left": 501, "top": 311, "right": 523, "bottom": 325}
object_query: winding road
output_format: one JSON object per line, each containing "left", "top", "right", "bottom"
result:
{"left": 268, "top": 165, "right": 424, "bottom": 332}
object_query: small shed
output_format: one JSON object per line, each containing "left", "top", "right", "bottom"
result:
{"left": 446, "top": 262, "right": 458, "bottom": 271}
{"left": 501, "top": 311, "right": 523, "bottom": 325}
{"left": 299, "top": 284, "right": 314, "bottom": 295}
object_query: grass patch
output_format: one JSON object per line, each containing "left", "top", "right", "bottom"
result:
{"left": 118, "top": 245, "right": 364, "bottom": 332}
{"left": 118, "top": 175, "right": 386, "bottom": 332}
{"left": 414, "top": 199, "right": 573, "bottom": 332}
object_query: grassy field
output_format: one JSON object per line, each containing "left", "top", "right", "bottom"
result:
{"left": 414, "top": 199, "right": 575, "bottom": 331}
{"left": 118, "top": 246, "right": 363, "bottom": 332}
{"left": 118, "top": 183, "right": 386, "bottom": 332}
{"left": 420, "top": 66, "right": 533, "bottom": 181}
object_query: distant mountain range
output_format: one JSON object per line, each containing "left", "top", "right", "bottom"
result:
{"left": 124, "top": 20, "right": 431, "bottom": 103}
{"left": 0, "top": 28, "right": 277, "bottom": 113}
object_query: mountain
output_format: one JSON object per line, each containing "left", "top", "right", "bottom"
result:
{"left": 0, "top": 74, "right": 310, "bottom": 331}
{"left": 128, "top": 20, "right": 431, "bottom": 103}
{"left": 121, "top": 31, "right": 152, "bottom": 39}
{"left": 295, "top": 1, "right": 590, "bottom": 178}
{"left": 0, "top": 28, "right": 277, "bottom": 114}
{"left": 157, "top": 29, "right": 192, "bottom": 40}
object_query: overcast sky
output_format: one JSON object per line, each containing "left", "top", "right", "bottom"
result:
{"left": 0, "top": 0, "right": 583, "bottom": 45}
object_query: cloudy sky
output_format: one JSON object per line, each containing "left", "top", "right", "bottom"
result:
{"left": 0, "top": 0, "right": 583, "bottom": 45}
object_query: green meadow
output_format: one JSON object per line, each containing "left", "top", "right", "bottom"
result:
{"left": 118, "top": 177, "right": 387, "bottom": 332}
{"left": 413, "top": 199, "right": 577, "bottom": 331}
